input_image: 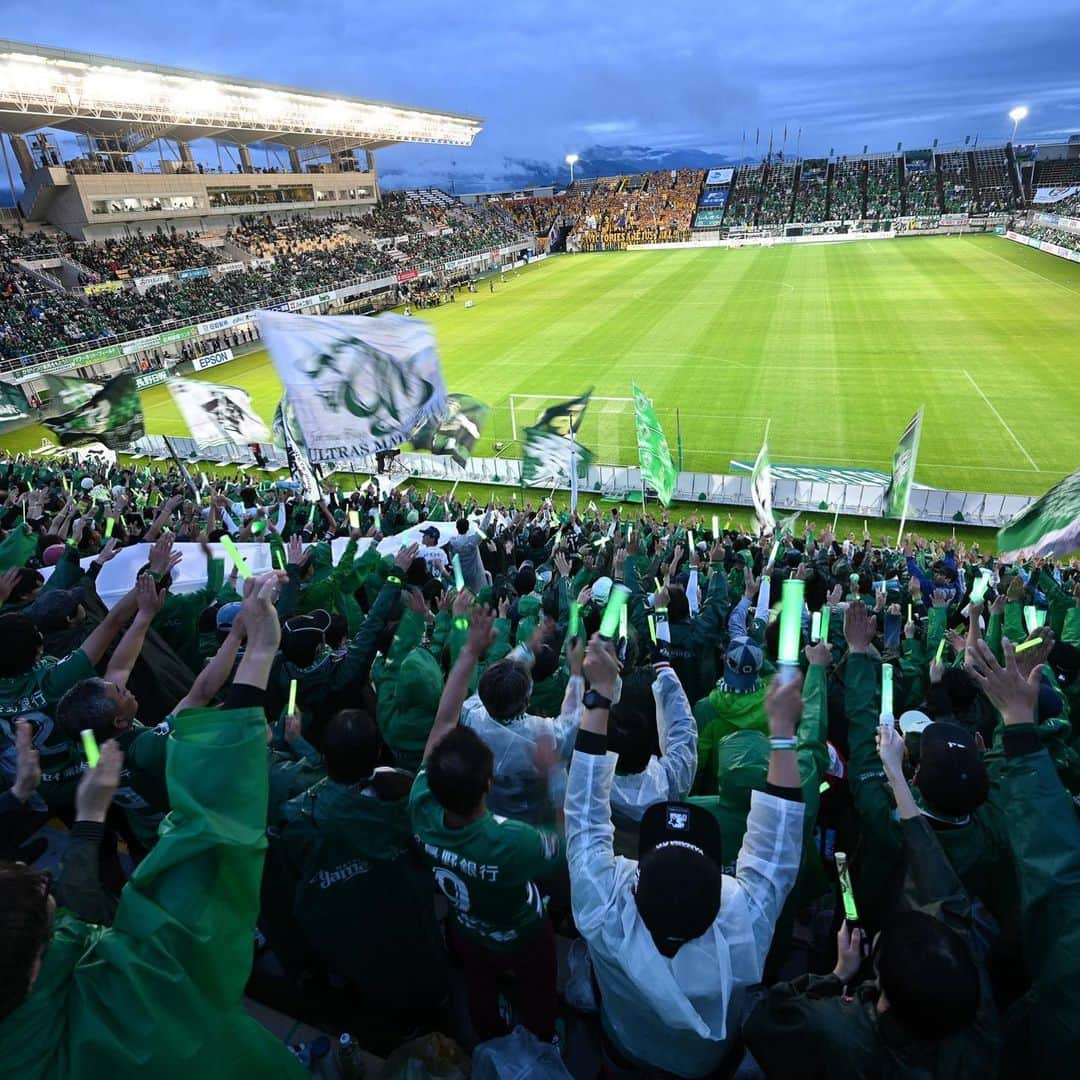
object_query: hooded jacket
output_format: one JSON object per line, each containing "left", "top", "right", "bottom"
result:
{"left": 264, "top": 773, "right": 446, "bottom": 997}
{"left": 743, "top": 815, "right": 1000, "bottom": 1079}
{"left": 693, "top": 678, "right": 771, "bottom": 794}
{"left": 0, "top": 705, "right": 305, "bottom": 1080}
{"left": 565, "top": 707, "right": 804, "bottom": 1078}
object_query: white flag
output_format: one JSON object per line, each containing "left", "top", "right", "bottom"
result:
{"left": 257, "top": 309, "right": 447, "bottom": 464}
{"left": 750, "top": 439, "right": 776, "bottom": 534}
{"left": 168, "top": 377, "right": 269, "bottom": 448}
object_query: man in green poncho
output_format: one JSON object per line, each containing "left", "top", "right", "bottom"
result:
{"left": 0, "top": 571, "right": 305, "bottom": 1079}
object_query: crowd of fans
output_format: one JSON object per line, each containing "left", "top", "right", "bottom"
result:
{"left": 569, "top": 170, "right": 705, "bottom": 250}
{"left": 864, "top": 158, "right": 902, "bottom": 220}
{"left": 939, "top": 153, "right": 975, "bottom": 214}
{"left": 972, "top": 149, "right": 1019, "bottom": 214}
{"left": 0, "top": 449, "right": 1077, "bottom": 1077}
{"left": 0, "top": 197, "right": 524, "bottom": 364}
{"left": 792, "top": 163, "right": 828, "bottom": 223}
{"left": 1021, "top": 224, "right": 1080, "bottom": 254}
{"left": 827, "top": 159, "right": 864, "bottom": 221}
{"left": 66, "top": 229, "right": 223, "bottom": 281}
{"left": 756, "top": 163, "right": 796, "bottom": 226}
{"left": 904, "top": 163, "right": 939, "bottom": 215}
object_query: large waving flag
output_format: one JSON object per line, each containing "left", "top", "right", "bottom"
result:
{"left": 272, "top": 398, "right": 323, "bottom": 503}
{"left": 521, "top": 393, "right": 593, "bottom": 494}
{"left": 168, "top": 376, "right": 269, "bottom": 448}
{"left": 411, "top": 393, "right": 491, "bottom": 467}
{"left": 42, "top": 375, "right": 103, "bottom": 414}
{"left": 884, "top": 407, "right": 924, "bottom": 520}
{"left": 750, "top": 439, "right": 776, "bottom": 534}
{"left": 632, "top": 384, "right": 677, "bottom": 507}
{"left": 44, "top": 374, "right": 144, "bottom": 450}
{"left": 998, "top": 469, "right": 1080, "bottom": 559}
{"left": 258, "top": 309, "right": 447, "bottom": 464}
{"left": 0, "top": 383, "right": 31, "bottom": 429}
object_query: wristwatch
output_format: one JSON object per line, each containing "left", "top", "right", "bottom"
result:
{"left": 582, "top": 689, "right": 612, "bottom": 711}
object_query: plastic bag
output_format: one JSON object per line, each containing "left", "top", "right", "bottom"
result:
{"left": 564, "top": 938, "right": 598, "bottom": 1013}
{"left": 380, "top": 1032, "right": 469, "bottom": 1080}
{"left": 471, "top": 1026, "right": 572, "bottom": 1080}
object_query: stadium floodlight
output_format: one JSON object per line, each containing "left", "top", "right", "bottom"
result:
{"left": 0, "top": 41, "right": 483, "bottom": 148}
{"left": 1009, "top": 106, "right": 1029, "bottom": 142}
{"left": 565, "top": 153, "right": 579, "bottom": 184}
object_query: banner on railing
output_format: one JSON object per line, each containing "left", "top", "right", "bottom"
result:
{"left": 698, "top": 190, "right": 729, "bottom": 209}
{"left": 704, "top": 167, "right": 734, "bottom": 186}
{"left": 216, "top": 261, "right": 246, "bottom": 275}
{"left": 83, "top": 280, "right": 126, "bottom": 296}
{"left": 134, "top": 273, "right": 171, "bottom": 294}
{"left": 134, "top": 370, "right": 168, "bottom": 390}
{"left": 177, "top": 267, "right": 211, "bottom": 281}
{"left": 191, "top": 348, "right": 235, "bottom": 372}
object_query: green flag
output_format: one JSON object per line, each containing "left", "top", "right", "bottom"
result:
{"left": 750, "top": 439, "right": 776, "bottom": 534}
{"left": 997, "top": 469, "right": 1080, "bottom": 559}
{"left": 883, "top": 407, "right": 924, "bottom": 520}
{"left": 411, "top": 393, "right": 491, "bottom": 467}
{"left": 43, "top": 373, "right": 144, "bottom": 450}
{"left": 42, "top": 375, "right": 102, "bottom": 414}
{"left": 521, "top": 393, "right": 593, "bottom": 489}
{"left": 632, "top": 383, "right": 677, "bottom": 507}
{"left": 0, "top": 383, "right": 31, "bottom": 429}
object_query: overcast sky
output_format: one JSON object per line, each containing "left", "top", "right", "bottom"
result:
{"left": 4, "top": 0, "right": 1078, "bottom": 189}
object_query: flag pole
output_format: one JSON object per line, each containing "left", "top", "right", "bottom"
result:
{"left": 675, "top": 407, "right": 684, "bottom": 472}
{"left": 569, "top": 424, "right": 579, "bottom": 514}
{"left": 163, "top": 436, "right": 200, "bottom": 501}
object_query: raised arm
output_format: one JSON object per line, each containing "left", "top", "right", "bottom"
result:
{"left": 104, "top": 575, "right": 164, "bottom": 688}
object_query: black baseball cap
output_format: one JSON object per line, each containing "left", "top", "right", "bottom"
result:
{"left": 421, "top": 526, "right": 440, "bottom": 540}
{"left": 917, "top": 723, "right": 989, "bottom": 819}
{"left": 635, "top": 802, "right": 725, "bottom": 957}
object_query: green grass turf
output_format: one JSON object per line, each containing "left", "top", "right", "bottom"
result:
{"left": 6, "top": 234, "right": 1078, "bottom": 520}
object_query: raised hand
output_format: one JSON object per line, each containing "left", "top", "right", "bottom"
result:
{"left": 75, "top": 739, "right": 124, "bottom": 824}
{"left": 465, "top": 606, "right": 496, "bottom": 658}
{"left": 584, "top": 634, "right": 620, "bottom": 697}
{"left": 844, "top": 600, "right": 876, "bottom": 653}
{"left": 12, "top": 720, "right": 41, "bottom": 802}
{"left": 765, "top": 671, "right": 804, "bottom": 738}
{"left": 966, "top": 638, "right": 1041, "bottom": 726}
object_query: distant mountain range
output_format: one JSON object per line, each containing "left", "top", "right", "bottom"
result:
{"left": 379, "top": 143, "right": 749, "bottom": 194}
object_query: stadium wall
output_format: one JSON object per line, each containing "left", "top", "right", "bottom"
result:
{"left": 1004, "top": 229, "right": 1080, "bottom": 263}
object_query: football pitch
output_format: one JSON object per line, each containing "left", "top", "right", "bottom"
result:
{"left": 10, "top": 234, "right": 1080, "bottom": 500}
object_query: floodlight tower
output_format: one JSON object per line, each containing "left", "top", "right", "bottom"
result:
{"left": 1009, "top": 106, "right": 1029, "bottom": 143}
{"left": 565, "top": 153, "right": 579, "bottom": 185}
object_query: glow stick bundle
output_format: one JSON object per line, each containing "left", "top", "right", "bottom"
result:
{"left": 599, "top": 584, "right": 631, "bottom": 639}
{"left": 777, "top": 579, "right": 805, "bottom": 667}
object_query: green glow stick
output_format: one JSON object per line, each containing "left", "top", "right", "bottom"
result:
{"left": 307, "top": 502, "right": 317, "bottom": 527}
{"left": 712, "top": 514, "right": 720, "bottom": 540}
{"left": 1014, "top": 637, "right": 1042, "bottom": 654}
{"left": 936, "top": 638, "right": 946, "bottom": 664}
{"left": 273, "top": 546, "right": 285, "bottom": 570}
{"left": 619, "top": 602, "right": 628, "bottom": 641}
{"left": 568, "top": 601, "right": 581, "bottom": 640}
{"left": 907, "top": 603, "right": 912, "bottom": 624}
{"left": 348, "top": 510, "right": 360, "bottom": 529}
{"left": 220, "top": 535, "right": 251, "bottom": 579}
{"left": 881, "top": 664, "right": 893, "bottom": 718}
{"left": 373, "top": 509, "right": 382, "bottom": 533}
{"left": 287, "top": 679, "right": 298, "bottom": 715}
{"left": 836, "top": 851, "right": 859, "bottom": 922}
{"left": 820, "top": 605, "right": 831, "bottom": 641}
{"left": 819, "top": 780, "right": 831, "bottom": 794}
{"left": 599, "top": 584, "right": 630, "bottom": 639}
{"left": 656, "top": 577, "right": 664, "bottom": 592}
{"left": 1033, "top": 608, "right": 1047, "bottom": 627}
{"left": 777, "top": 578, "right": 805, "bottom": 666}
{"left": 811, "top": 610, "right": 821, "bottom": 642}
{"left": 104, "top": 516, "right": 115, "bottom": 538}
{"left": 627, "top": 524, "right": 633, "bottom": 542}
{"left": 648, "top": 614, "right": 657, "bottom": 643}
{"left": 1024, "top": 605, "right": 1037, "bottom": 632}
{"left": 687, "top": 530, "right": 695, "bottom": 553}
{"left": 970, "top": 574, "right": 989, "bottom": 604}
{"left": 452, "top": 553, "right": 465, "bottom": 592}
{"left": 81, "top": 729, "right": 100, "bottom": 769}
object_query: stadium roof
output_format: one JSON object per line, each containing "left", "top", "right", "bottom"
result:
{"left": 0, "top": 39, "right": 483, "bottom": 151}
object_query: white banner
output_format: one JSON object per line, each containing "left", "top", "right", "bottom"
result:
{"left": 216, "top": 261, "right": 246, "bottom": 275}
{"left": 41, "top": 522, "right": 462, "bottom": 607}
{"left": 134, "top": 273, "right": 171, "bottom": 294}
{"left": 191, "top": 348, "right": 235, "bottom": 372}
{"left": 197, "top": 312, "right": 256, "bottom": 335}
{"left": 257, "top": 309, "right": 447, "bottom": 464}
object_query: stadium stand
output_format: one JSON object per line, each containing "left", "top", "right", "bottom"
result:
{"left": 829, "top": 158, "right": 864, "bottom": 220}
{"left": 903, "top": 151, "right": 940, "bottom": 214}
{"left": 864, "top": 156, "right": 902, "bottom": 220}
{"left": 64, "top": 230, "right": 224, "bottom": 281}
{"left": 972, "top": 147, "right": 1019, "bottom": 212}
{"left": 756, "top": 161, "right": 796, "bottom": 225}
{"left": 722, "top": 163, "right": 764, "bottom": 226}
{"left": 792, "top": 160, "right": 828, "bottom": 222}
{"left": 569, "top": 169, "right": 703, "bottom": 249}
{"left": 938, "top": 150, "right": 975, "bottom": 213}
{"left": 1023, "top": 223, "right": 1080, "bottom": 253}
